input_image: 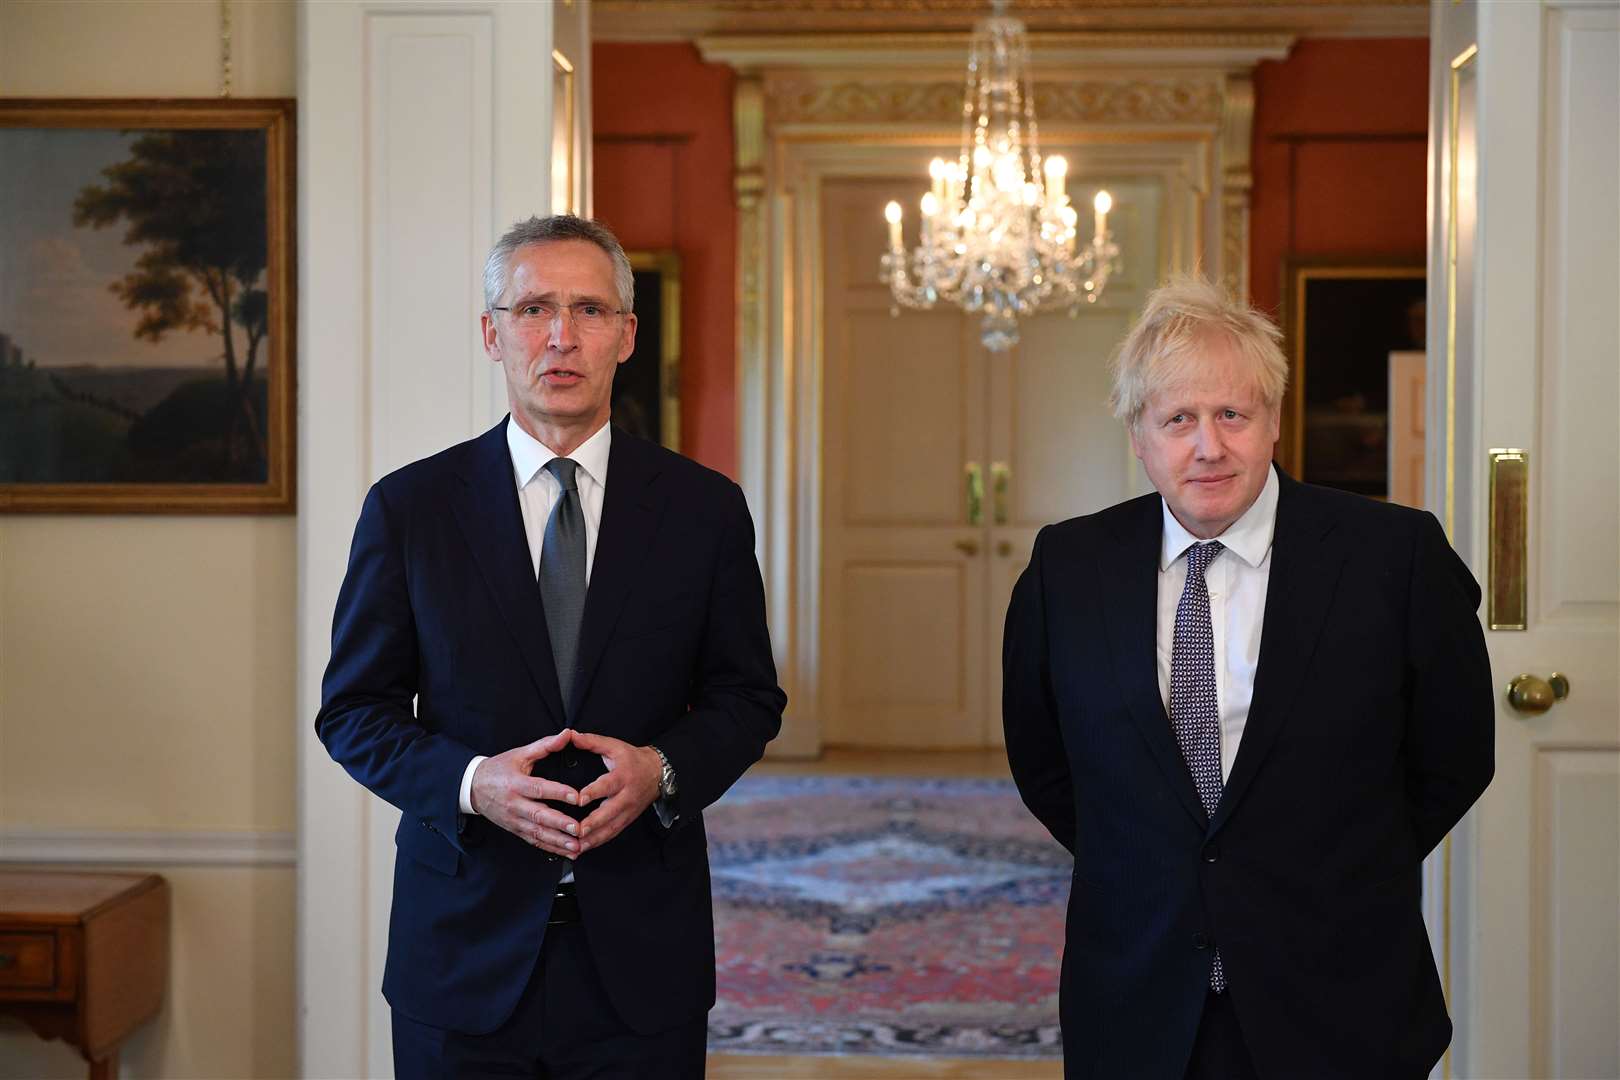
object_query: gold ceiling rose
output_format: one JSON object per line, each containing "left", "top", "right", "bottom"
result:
{"left": 879, "top": 0, "right": 1120, "bottom": 351}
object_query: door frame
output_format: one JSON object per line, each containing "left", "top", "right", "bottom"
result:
{"left": 702, "top": 33, "right": 1290, "bottom": 757}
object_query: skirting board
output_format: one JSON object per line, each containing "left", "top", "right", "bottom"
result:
{"left": 0, "top": 827, "right": 295, "bottom": 868}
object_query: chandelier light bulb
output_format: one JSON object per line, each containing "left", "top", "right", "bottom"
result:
{"left": 877, "top": 5, "right": 1123, "bottom": 350}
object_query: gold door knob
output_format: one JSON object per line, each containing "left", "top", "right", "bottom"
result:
{"left": 1506, "top": 672, "right": 1571, "bottom": 715}
{"left": 954, "top": 538, "right": 980, "bottom": 556}
{"left": 996, "top": 540, "right": 1013, "bottom": 557}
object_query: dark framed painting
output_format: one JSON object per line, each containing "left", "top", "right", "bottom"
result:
{"left": 0, "top": 98, "right": 296, "bottom": 513}
{"left": 1280, "top": 259, "right": 1426, "bottom": 498}
{"left": 612, "top": 250, "right": 681, "bottom": 451}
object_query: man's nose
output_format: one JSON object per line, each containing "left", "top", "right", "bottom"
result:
{"left": 1193, "top": 417, "right": 1226, "bottom": 459}
{"left": 547, "top": 308, "right": 580, "bottom": 350}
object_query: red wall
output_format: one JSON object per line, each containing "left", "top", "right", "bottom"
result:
{"left": 1250, "top": 39, "right": 1430, "bottom": 315}
{"left": 593, "top": 44, "right": 737, "bottom": 476}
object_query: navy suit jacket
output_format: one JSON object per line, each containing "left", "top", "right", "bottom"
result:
{"left": 316, "top": 419, "right": 785, "bottom": 1036}
{"left": 1003, "top": 471, "right": 1493, "bottom": 1079}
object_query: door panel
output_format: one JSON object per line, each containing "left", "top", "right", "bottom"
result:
{"left": 822, "top": 178, "right": 988, "bottom": 747}
{"left": 986, "top": 173, "right": 1168, "bottom": 747}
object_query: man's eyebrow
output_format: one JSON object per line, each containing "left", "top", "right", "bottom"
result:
{"left": 507, "top": 292, "right": 615, "bottom": 306}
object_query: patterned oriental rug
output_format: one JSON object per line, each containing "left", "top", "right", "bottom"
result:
{"left": 705, "top": 776, "right": 1071, "bottom": 1060}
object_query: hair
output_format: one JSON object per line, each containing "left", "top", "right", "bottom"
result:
{"left": 481, "top": 214, "right": 635, "bottom": 314}
{"left": 1108, "top": 275, "right": 1288, "bottom": 428}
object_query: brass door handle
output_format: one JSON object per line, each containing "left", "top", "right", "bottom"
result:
{"left": 964, "top": 463, "right": 983, "bottom": 526}
{"left": 996, "top": 540, "right": 1013, "bottom": 557}
{"left": 991, "top": 461, "right": 1010, "bottom": 525}
{"left": 954, "top": 538, "right": 980, "bottom": 556}
{"left": 1506, "top": 672, "right": 1571, "bottom": 715}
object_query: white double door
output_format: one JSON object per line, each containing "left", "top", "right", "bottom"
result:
{"left": 819, "top": 174, "right": 1162, "bottom": 749}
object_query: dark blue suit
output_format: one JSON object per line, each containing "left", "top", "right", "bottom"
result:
{"left": 1003, "top": 472, "right": 1493, "bottom": 1078}
{"left": 317, "top": 419, "right": 784, "bottom": 1039}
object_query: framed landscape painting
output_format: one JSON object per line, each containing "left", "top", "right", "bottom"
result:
{"left": 0, "top": 99, "right": 295, "bottom": 513}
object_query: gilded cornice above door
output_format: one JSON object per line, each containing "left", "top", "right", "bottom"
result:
{"left": 595, "top": 0, "right": 1427, "bottom": 42}
{"left": 762, "top": 76, "right": 1227, "bottom": 127}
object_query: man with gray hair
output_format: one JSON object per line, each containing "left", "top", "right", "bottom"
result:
{"left": 1003, "top": 277, "right": 1493, "bottom": 1078}
{"left": 318, "top": 214, "right": 785, "bottom": 1077}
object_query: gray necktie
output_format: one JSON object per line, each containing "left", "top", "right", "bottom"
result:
{"left": 539, "top": 458, "right": 586, "bottom": 713}
{"left": 1171, "top": 539, "right": 1227, "bottom": 992}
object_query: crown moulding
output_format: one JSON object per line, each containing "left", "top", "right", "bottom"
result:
{"left": 595, "top": 1, "right": 1428, "bottom": 43}
{"left": 764, "top": 76, "right": 1229, "bottom": 127}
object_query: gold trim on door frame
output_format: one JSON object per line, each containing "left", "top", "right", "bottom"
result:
{"left": 1487, "top": 448, "right": 1529, "bottom": 631}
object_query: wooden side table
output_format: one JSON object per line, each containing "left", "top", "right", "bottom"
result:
{"left": 0, "top": 871, "right": 170, "bottom": 1080}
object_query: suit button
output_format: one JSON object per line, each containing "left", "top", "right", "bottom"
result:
{"left": 1202, "top": 843, "right": 1221, "bottom": 863}
{"left": 545, "top": 853, "right": 559, "bottom": 862}
{"left": 564, "top": 756, "right": 578, "bottom": 769}
{"left": 1192, "top": 932, "right": 1209, "bottom": 950}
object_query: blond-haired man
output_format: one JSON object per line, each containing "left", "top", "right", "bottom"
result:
{"left": 1003, "top": 278, "right": 1493, "bottom": 1079}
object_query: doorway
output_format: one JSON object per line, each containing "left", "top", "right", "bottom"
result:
{"left": 818, "top": 167, "right": 1169, "bottom": 749}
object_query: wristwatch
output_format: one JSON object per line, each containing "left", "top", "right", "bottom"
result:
{"left": 651, "top": 745, "right": 678, "bottom": 800}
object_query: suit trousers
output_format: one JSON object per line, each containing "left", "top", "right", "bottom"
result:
{"left": 391, "top": 920, "right": 707, "bottom": 1080}
{"left": 1183, "top": 991, "right": 1259, "bottom": 1080}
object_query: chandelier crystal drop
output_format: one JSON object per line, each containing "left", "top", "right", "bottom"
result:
{"left": 880, "top": 0, "right": 1122, "bottom": 352}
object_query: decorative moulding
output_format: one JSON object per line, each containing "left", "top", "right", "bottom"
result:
{"left": 601, "top": 1, "right": 1425, "bottom": 42}
{"left": 697, "top": 31, "right": 1294, "bottom": 72}
{"left": 765, "top": 77, "right": 1229, "bottom": 127}
{"left": 0, "top": 827, "right": 296, "bottom": 868}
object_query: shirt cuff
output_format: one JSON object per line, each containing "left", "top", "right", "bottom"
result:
{"left": 459, "top": 755, "right": 488, "bottom": 815}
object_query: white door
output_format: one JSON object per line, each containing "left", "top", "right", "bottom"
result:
{"left": 820, "top": 176, "right": 991, "bottom": 748}
{"left": 1430, "top": 3, "right": 1620, "bottom": 1077}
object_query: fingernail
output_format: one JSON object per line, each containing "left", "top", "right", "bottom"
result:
{"left": 566, "top": 793, "right": 577, "bottom": 804}
{"left": 566, "top": 841, "right": 577, "bottom": 851}
{"left": 567, "top": 823, "right": 577, "bottom": 835}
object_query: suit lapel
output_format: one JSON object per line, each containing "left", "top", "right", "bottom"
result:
{"left": 569, "top": 428, "right": 667, "bottom": 719}
{"left": 1098, "top": 495, "right": 1209, "bottom": 829}
{"left": 1209, "top": 475, "right": 1347, "bottom": 836}
{"left": 450, "top": 419, "right": 567, "bottom": 729}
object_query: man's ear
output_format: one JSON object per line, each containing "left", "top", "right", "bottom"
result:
{"left": 616, "top": 312, "right": 638, "bottom": 366}
{"left": 480, "top": 311, "right": 501, "bottom": 362}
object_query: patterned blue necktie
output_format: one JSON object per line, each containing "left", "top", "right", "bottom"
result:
{"left": 1171, "top": 539, "right": 1227, "bottom": 992}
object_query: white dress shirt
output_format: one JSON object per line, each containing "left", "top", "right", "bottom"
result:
{"left": 1155, "top": 465, "right": 1279, "bottom": 783}
{"left": 457, "top": 419, "right": 611, "bottom": 816}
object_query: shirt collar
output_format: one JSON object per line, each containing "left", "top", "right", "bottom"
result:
{"left": 506, "top": 417, "right": 612, "bottom": 491}
{"left": 1159, "top": 463, "right": 1279, "bottom": 571}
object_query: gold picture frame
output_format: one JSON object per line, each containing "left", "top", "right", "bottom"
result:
{"left": 0, "top": 98, "right": 296, "bottom": 513}
{"left": 1280, "top": 258, "right": 1425, "bottom": 494}
{"left": 613, "top": 250, "right": 682, "bottom": 452}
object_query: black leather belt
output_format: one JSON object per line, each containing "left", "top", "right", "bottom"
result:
{"left": 548, "top": 881, "right": 581, "bottom": 925}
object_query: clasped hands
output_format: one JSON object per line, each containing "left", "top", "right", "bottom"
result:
{"left": 470, "top": 729, "right": 662, "bottom": 859}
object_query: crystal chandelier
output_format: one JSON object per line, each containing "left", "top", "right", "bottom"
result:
{"left": 880, "top": 0, "right": 1121, "bottom": 352}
